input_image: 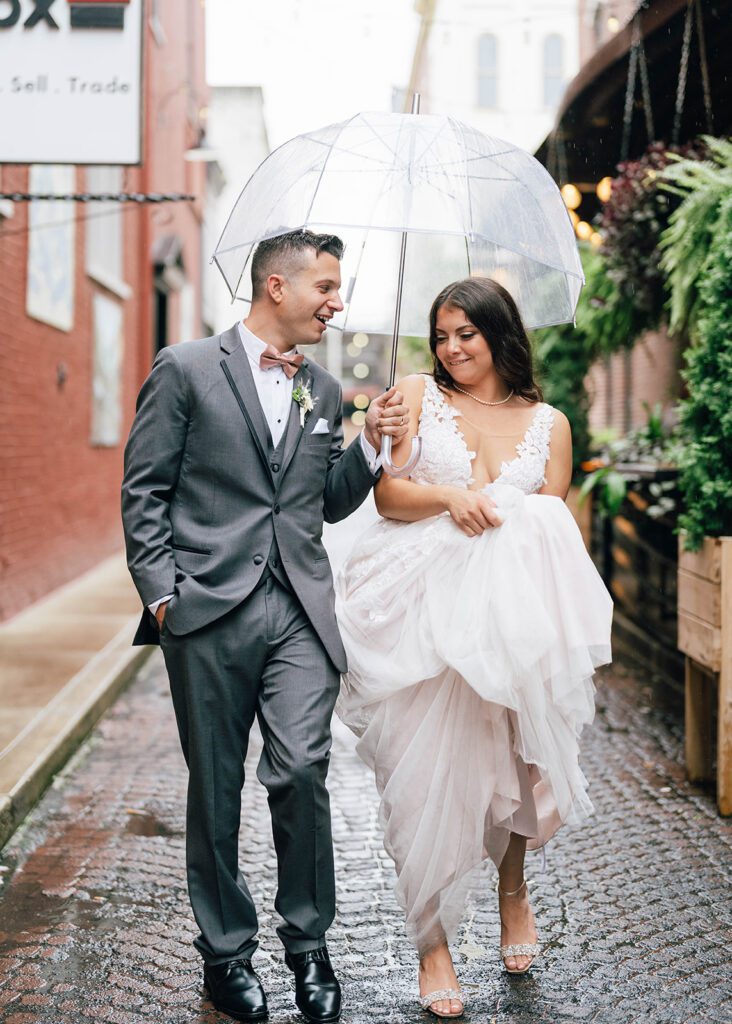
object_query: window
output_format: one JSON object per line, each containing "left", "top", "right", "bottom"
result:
{"left": 85, "top": 165, "right": 130, "bottom": 298}
{"left": 477, "top": 34, "right": 498, "bottom": 109}
{"left": 90, "top": 293, "right": 123, "bottom": 446}
{"left": 543, "top": 34, "right": 565, "bottom": 108}
{"left": 149, "top": 0, "right": 166, "bottom": 46}
{"left": 26, "top": 164, "right": 75, "bottom": 331}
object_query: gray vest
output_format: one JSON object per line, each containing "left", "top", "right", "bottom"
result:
{"left": 263, "top": 419, "right": 293, "bottom": 592}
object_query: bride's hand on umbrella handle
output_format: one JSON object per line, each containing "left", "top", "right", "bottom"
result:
{"left": 364, "top": 387, "right": 410, "bottom": 451}
{"left": 443, "top": 488, "right": 501, "bottom": 536}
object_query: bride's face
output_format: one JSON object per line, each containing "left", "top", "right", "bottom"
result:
{"left": 434, "top": 304, "right": 495, "bottom": 384}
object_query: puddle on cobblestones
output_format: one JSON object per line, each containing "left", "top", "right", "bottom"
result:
{"left": 124, "top": 809, "right": 180, "bottom": 837}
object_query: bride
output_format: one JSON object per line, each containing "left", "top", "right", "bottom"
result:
{"left": 335, "top": 278, "right": 612, "bottom": 1018}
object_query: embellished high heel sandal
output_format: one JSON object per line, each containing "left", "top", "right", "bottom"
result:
{"left": 419, "top": 988, "right": 465, "bottom": 1019}
{"left": 497, "top": 879, "right": 541, "bottom": 975}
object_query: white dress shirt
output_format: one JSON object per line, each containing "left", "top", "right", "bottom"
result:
{"left": 239, "top": 320, "right": 296, "bottom": 447}
{"left": 149, "top": 322, "right": 379, "bottom": 613}
{"left": 237, "top": 320, "right": 378, "bottom": 466}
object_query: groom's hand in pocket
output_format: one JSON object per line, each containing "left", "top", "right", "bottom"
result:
{"left": 155, "top": 601, "right": 170, "bottom": 629}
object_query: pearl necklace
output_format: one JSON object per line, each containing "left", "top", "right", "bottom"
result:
{"left": 452, "top": 383, "right": 514, "bottom": 406}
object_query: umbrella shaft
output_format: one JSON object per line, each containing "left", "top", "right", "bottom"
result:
{"left": 388, "top": 230, "right": 409, "bottom": 389}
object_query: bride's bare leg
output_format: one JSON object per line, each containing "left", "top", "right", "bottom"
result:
{"left": 497, "top": 832, "right": 538, "bottom": 972}
{"left": 419, "top": 942, "right": 463, "bottom": 1017}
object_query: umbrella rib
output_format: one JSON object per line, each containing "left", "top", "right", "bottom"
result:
{"left": 434, "top": 147, "right": 518, "bottom": 171}
{"left": 298, "top": 134, "right": 400, "bottom": 170}
{"left": 302, "top": 112, "right": 363, "bottom": 226}
{"left": 230, "top": 244, "right": 254, "bottom": 304}
{"left": 357, "top": 111, "right": 408, "bottom": 166}
{"left": 407, "top": 116, "right": 449, "bottom": 169}
{"left": 449, "top": 116, "right": 474, "bottom": 238}
{"left": 354, "top": 112, "right": 414, "bottom": 236}
{"left": 489, "top": 152, "right": 572, "bottom": 265}
{"left": 211, "top": 128, "right": 301, "bottom": 261}
{"left": 301, "top": 113, "right": 408, "bottom": 171}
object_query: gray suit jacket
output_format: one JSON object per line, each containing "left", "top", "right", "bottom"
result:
{"left": 121, "top": 323, "right": 377, "bottom": 672}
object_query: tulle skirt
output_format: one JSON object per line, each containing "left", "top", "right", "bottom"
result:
{"left": 335, "top": 483, "right": 612, "bottom": 953}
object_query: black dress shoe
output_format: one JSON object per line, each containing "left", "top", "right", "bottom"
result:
{"left": 203, "top": 958, "right": 268, "bottom": 1022}
{"left": 285, "top": 946, "right": 341, "bottom": 1023}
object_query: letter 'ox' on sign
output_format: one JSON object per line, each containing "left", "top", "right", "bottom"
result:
{"left": 67, "top": 0, "right": 130, "bottom": 30}
{"left": 0, "top": 0, "right": 58, "bottom": 29}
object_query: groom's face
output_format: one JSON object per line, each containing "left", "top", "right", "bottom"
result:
{"left": 278, "top": 249, "right": 344, "bottom": 345}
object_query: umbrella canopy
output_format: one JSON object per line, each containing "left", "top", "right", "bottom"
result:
{"left": 213, "top": 110, "right": 583, "bottom": 337}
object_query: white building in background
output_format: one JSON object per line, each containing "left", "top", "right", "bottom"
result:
{"left": 201, "top": 86, "right": 270, "bottom": 336}
{"left": 578, "top": 0, "right": 636, "bottom": 64}
{"left": 414, "top": 0, "right": 581, "bottom": 154}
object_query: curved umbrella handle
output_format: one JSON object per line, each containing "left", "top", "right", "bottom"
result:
{"left": 381, "top": 434, "right": 423, "bottom": 478}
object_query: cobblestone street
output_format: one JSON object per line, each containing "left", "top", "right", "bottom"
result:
{"left": 0, "top": 641, "right": 730, "bottom": 1024}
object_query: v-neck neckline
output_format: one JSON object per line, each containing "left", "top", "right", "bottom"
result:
{"left": 434, "top": 383, "right": 544, "bottom": 488}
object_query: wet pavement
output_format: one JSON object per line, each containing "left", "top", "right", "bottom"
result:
{"left": 0, "top": 650, "right": 731, "bottom": 1024}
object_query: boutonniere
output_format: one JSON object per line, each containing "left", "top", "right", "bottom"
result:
{"left": 292, "top": 382, "right": 318, "bottom": 428}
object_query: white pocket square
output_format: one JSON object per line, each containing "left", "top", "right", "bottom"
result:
{"left": 311, "top": 418, "right": 330, "bottom": 434}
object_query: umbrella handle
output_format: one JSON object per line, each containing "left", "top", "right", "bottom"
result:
{"left": 380, "top": 434, "right": 423, "bottom": 478}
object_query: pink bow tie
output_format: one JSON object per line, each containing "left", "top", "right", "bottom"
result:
{"left": 259, "top": 345, "right": 304, "bottom": 379}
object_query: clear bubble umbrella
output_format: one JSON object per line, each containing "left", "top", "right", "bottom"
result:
{"left": 213, "top": 97, "right": 583, "bottom": 475}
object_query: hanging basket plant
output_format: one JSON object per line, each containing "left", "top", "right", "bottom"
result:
{"left": 599, "top": 142, "right": 704, "bottom": 337}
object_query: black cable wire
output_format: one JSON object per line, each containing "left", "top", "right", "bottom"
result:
{"left": 0, "top": 197, "right": 195, "bottom": 239}
{"left": 0, "top": 192, "right": 196, "bottom": 203}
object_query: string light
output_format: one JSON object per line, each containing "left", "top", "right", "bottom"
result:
{"left": 596, "top": 176, "right": 613, "bottom": 203}
{"left": 576, "top": 220, "right": 592, "bottom": 241}
{"left": 560, "top": 183, "right": 581, "bottom": 210}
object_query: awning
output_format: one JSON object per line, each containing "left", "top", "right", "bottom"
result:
{"left": 534, "top": 0, "right": 732, "bottom": 184}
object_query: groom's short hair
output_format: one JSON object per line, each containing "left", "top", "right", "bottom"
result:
{"left": 251, "top": 229, "right": 344, "bottom": 299}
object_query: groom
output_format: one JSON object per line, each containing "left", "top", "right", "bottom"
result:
{"left": 121, "top": 229, "right": 408, "bottom": 1023}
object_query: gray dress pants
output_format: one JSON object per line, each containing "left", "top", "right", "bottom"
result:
{"left": 159, "top": 573, "right": 340, "bottom": 964}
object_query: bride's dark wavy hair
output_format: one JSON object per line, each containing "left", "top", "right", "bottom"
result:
{"left": 428, "top": 278, "right": 543, "bottom": 402}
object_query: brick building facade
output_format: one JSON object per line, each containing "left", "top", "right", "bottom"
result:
{"left": 0, "top": 0, "right": 208, "bottom": 622}
{"left": 586, "top": 325, "right": 683, "bottom": 437}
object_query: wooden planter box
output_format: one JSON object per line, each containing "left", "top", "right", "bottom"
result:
{"left": 678, "top": 535, "right": 732, "bottom": 815}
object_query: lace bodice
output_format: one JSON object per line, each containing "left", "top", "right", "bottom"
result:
{"left": 411, "top": 376, "right": 555, "bottom": 495}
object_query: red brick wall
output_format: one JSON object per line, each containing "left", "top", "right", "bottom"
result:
{"left": 587, "top": 325, "right": 684, "bottom": 439}
{"left": 0, "top": 0, "right": 208, "bottom": 621}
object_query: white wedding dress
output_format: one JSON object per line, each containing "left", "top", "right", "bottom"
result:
{"left": 335, "top": 376, "right": 612, "bottom": 954}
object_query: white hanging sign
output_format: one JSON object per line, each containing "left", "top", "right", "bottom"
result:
{"left": 0, "top": 0, "right": 143, "bottom": 165}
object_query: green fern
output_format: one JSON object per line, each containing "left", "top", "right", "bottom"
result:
{"left": 659, "top": 136, "right": 732, "bottom": 337}
{"left": 677, "top": 191, "right": 732, "bottom": 549}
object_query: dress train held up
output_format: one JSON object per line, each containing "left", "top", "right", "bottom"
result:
{"left": 335, "top": 377, "right": 612, "bottom": 953}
